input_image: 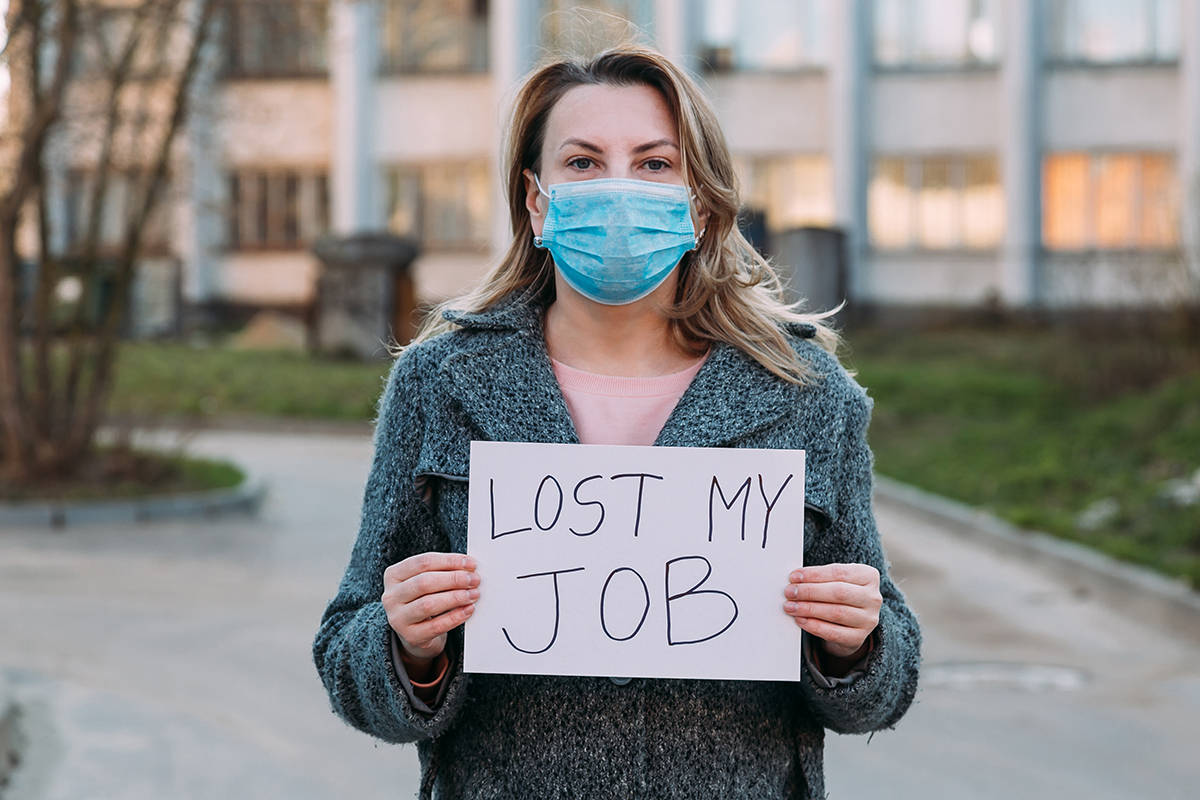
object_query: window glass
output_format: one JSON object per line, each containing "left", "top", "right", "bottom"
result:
{"left": 224, "top": 1, "right": 328, "bottom": 78}
{"left": 381, "top": 0, "right": 488, "bottom": 73}
{"left": 868, "top": 158, "right": 913, "bottom": 249}
{"left": 227, "top": 169, "right": 330, "bottom": 250}
{"left": 64, "top": 170, "right": 171, "bottom": 254}
{"left": 1042, "top": 152, "right": 1179, "bottom": 249}
{"left": 385, "top": 162, "right": 492, "bottom": 250}
{"left": 735, "top": 155, "right": 834, "bottom": 233}
{"left": 1048, "top": 0, "right": 1178, "bottom": 63}
{"left": 873, "top": 0, "right": 1000, "bottom": 67}
{"left": 870, "top": 154, "right": 1002, "bottom": 249}
{"left": 702, "top": 0, "right": 827, "bottom": 71}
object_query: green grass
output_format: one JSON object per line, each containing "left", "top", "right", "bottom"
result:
{"left": 842, "top": 325, "right": 1200, "bottom": 589}
{"left": 110, "top": 340, "right": 389, "bottom": 421}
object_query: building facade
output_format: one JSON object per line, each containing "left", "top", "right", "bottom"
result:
{"left": 36, "top": 0, "right": 1200, "bottom": 321}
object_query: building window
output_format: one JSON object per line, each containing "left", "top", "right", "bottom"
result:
{"left": 1047, "top": 0, "right": 1179, "bottom": 64}
{"left": 1042, "top": 152, "right": 1178, "bottom": 250}
{"left": 227, "top": 169, "right": 330, "bottom": 251}
{"left": 74, "top": 5, "right": 172, "bottom": 79}
{"left": 64, "top": 170, "right": 171, "bottom": 255}
{"left": 873, "top": 0, "right": 1000, "bottom": 68}
{"left": 380, "top": 0, "right": 488, "bottom": 73}
{"left": 384, "top": 162, "right": 491, "bottom": 250}
{"left": 223, "top": 0, "right": 329, "bottom": 78}
{"left": 701, "top": 0, "right": 828, "bottom": 71}
{"left": 733, "top": 155, "right": 834, "bottom": 233}
{"left": 539, "top": 1, "right": 653, "bottom": 52}
{"left": 868, "top": 154, "right": 1003, "bottom": 250}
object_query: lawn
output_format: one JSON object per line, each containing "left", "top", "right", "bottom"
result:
{"left": 103, "top": 324, "right": 1200, "bottom": 588}
{"left": 841, "top": 323, "right": 1200, "bottom": 589}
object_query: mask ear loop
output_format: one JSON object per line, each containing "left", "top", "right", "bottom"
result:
{"left": 532, "top": 173, "right": 550, "bottom": 247}
{"left": 689, "top": 187, "right": 706, "bottom": 249}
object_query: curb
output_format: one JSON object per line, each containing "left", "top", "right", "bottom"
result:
{"left": 873, "top": 474, "right": 1200, "bottom": 641}
{"left": 0, "top": 475, "right": 268, "bottom": 528}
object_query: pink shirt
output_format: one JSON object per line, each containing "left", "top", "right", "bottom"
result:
{"left": 550, "top": 352, "right": 709, "bottom": 446}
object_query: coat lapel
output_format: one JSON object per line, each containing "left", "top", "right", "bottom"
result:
{"left": 438, "top": 293, "right": 798, "bottom": 451}
{"left": 438, "top": 296, "right": 580, "bottom": 446}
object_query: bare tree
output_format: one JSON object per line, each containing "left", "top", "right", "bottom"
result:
{"left": 0, "top": 0, "right": 218, "bottom": 484}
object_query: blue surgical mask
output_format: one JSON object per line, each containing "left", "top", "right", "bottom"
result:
{"left": 532, "top": 174, "right": 703, "bottom": 305}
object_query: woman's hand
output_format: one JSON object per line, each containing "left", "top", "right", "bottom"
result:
{"left": 382, "top": 553, "right": 480, "bottom": 664}
{"left": 783, "top": 563, "right": 881, "bottom": 659}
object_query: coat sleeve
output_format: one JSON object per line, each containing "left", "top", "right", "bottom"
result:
{"left": 798, "top": 386, "right": 922, "bottom": 735}
{"left": 312, "top": 347, "right": 471, "bottom": 743}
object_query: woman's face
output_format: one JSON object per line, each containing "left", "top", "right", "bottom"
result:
{"left": 523, "top": 82, "right": 706, "bottom": 239}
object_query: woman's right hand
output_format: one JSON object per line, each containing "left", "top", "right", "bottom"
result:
{"left": 382, "top": 552, "right": 480, "bottom": 663}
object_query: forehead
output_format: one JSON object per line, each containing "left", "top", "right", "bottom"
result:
{"left": 543, "top": 83, "right": 677, "bottom": 151}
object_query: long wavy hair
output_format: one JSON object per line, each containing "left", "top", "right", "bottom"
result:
{"left": 402, "top": 44, "right": 842, "bottom": 384}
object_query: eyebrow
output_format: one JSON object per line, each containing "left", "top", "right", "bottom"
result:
{"left": 558, "top": 137, "right": 680, "bottom": 154}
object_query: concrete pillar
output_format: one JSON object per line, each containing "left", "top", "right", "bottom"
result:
{"left": 828, "top": 0, "right": 868, "bottom": 304}
{"left": 330, "top": 0, "right": 380, "bottom": 234}
{"left": 653, "top": 0, "right": 688, "bottom": 66}
{"left": 1000, "top": 0, "right": 1042, "bottom": 308}
{"left": 180, "top": 15, "right": 223, "bottom": 304}
{"left": 1180, "top": 0, "right": 1200, "bottom": 298}
{"left": 489, "top": 0, "right": 536, "bottom": 255}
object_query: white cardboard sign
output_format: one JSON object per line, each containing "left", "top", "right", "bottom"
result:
{"left": 464, "top": 441, "right": 806, "bottom": 682}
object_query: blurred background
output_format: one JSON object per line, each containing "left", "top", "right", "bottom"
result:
{"left": 1, "top": 2, "right": 1198, "bottom": 798}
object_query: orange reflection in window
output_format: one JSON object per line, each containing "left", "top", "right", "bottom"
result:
{"left": 1043, "top": 153, "right": 1088, "bottom": 250}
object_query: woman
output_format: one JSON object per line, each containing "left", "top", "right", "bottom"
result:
{"left": 313, "top": 44, "right": 921, "bottom": 799}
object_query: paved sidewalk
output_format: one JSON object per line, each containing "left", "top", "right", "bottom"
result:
{"left": 1, "top": 427, "right": 1197, "bottom": 799}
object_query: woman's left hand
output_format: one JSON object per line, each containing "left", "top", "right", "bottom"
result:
{"left": 783, "top": 563, "right": 882, "bottom": 658}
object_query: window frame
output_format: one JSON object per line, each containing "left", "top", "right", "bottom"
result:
{"left": 1044, "top": 0, "right": 1180, "bottom": 68}
{"left": 867, "top": 152, "right": 1005, "bottom": 254}
{"left": 226, "top": 166, "right": 331, "bottom": 252}
{"left": 871, "top": 0, "right": 1003, "bottom": 73}
{"left": 378, "top": 0, "right": 490, "bottom": 76}
{"left": 382, "top": 160, "right": 493, "bottom": 252}
{"left": 1040, "top": 149, "right": 1181, "bottom": 254}
{"left": 221, "top": 0, "right": 331, "bottom": 81}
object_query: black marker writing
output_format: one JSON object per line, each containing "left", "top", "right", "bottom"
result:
{"left": 757, "top": 473, "right": 794, "bottom": 549}
{"left": 664, "top": 555, "right": 739, "bottom": 646}
{"left": 490, "top": 477, "right": 532, "bottom": 539}
{"left": 501, "top": 566, "right": 586, "bottom": 654}
{"left": 534, "top": 475, "right": 564, "bottom": 531}
{"left": 569, "top": 474, "right": 606, "bottom": 536}
{"left": 599, "top": 567, "right": 651, "bottom": 642}
{"left": 708, "top": 475, "right": 751, "bottom": 543}
{"left": 610, "top": 473, "right": 664, "bottom": 538}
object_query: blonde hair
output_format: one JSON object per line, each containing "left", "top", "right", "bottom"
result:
{"left": 401, "top": 44, "right": 843, "bottom": 385}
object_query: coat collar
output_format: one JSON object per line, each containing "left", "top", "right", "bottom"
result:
{"left": 436, "top": 292, "right": 805, "bottom": 450}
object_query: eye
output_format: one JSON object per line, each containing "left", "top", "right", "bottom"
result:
{"left": 643, "top": 158, "right": 671, "bottom": 172}
{"left": 567, "top": 156, "right": 594, "bottom": 171}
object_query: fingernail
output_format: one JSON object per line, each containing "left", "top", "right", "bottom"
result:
{"left": 465, "top": 555, "right": 477, "bottom": 569}
{"left": 784, "top": 601, "right": 798, "bottom": 613}
{"left": 468, "top": 588, "right": 480, "bottom": 600}
{"left": 468, "top": 572, "right": 480, "bottom": 587}
{"left": 790, "top": 570, "right": 803, "bottom": 582}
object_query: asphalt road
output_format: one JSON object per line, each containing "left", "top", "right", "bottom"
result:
{"left": 1, "top": 428, "right": 1197, "bottom": 799}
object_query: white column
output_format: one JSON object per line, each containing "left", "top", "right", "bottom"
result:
{"left": 828, "top": 0, "right": 868, "bottom": 302}
{"left": 1000, "top": 0, "right": 1041, "bottom": 308}
{"left": 180, "top": 15, "right": 223, "bottom": 304}
{"left": 330, "top": 0, "right": 380, "bottom": 234}
{"left": 653, "top": 0, "right": 688, "bottom": 66}
{"left": 489, "top": 0, "right": 536, "bottom": 255}
{"left": 1180, "top": 0, "right": 1200, "bottom": 298}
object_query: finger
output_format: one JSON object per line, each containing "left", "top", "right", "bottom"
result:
{"left": 792, "top": 616, "right": 865, "bottom": 651}
{"left": 391, "top": 569, "right": 481, "bottom": 604}
{"left": 788, "top": 564, "right": 878, "bottom": 586}
{"left": 385, "top": 552, "right": 477, "bottom": 585}
{"left": 784, "top": 581, "right": 879, "bottom": 608}
{"left": 405, "top": 603, "right": 475, "bottom": 645}
{"left": 783, "top": 600, "right": 876, "bottom": 628}
{"left": 399, "top": 587, "right": 480, "bottom": 626}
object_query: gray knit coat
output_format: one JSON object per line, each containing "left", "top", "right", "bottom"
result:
{"left": 312, "top": 292, "right": 922, "bottom": 799}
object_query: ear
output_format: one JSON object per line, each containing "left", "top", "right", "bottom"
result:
{"left": 523, "top": 168, "right": 547, "bottom": 237}
{"left": 691, "top": 193, "right": 710, "bottom": 242}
